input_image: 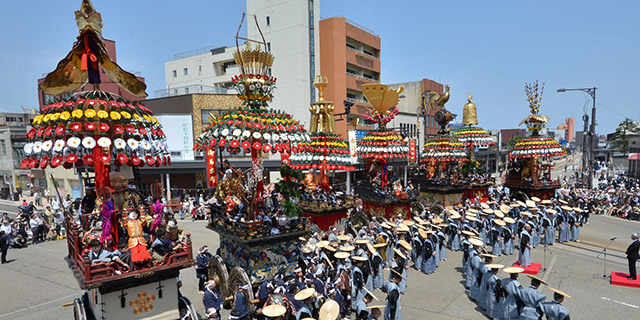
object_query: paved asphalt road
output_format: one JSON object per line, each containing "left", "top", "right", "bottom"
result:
{"left": 1, "top": 196, "right": 639, "bottom": 319}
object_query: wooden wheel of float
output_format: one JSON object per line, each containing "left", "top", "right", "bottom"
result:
{"left": 207, "top": 255, "right": 231, "bottom": 308}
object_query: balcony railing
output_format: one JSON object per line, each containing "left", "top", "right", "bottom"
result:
{"left": 347, "top": 46, "right": 379, "bottom": 60}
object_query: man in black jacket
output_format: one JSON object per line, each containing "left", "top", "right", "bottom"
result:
{"left": 626, "top": 233, "right": 639, "bottom": 280}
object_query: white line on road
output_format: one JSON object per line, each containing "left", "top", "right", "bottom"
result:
{"left": 601, "top": 296, "right": 640, "bottom": 309}
{"left": 0, "top": 293, "right": 79, "bottom": 319}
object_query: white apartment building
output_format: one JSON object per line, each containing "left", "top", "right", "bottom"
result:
{"left": 246, "top": 0, "right": 320, "bottom": 128}
{"left": 163, "top": 0, "right": 320, "bottom": 128}
{"left": 163, "top": 46, "right": 237, "bottom": 97}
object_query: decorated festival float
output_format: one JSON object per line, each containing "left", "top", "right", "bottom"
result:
{"left": 26, "top": 1, "right": 197, "bottom": 319}
{"left": 412, "top": 86, "right": 470, "bottom": 206}
{"left": 453, "top": 94, "right": 496, "bottom": 202}
{"left": 192, "top": 16, "right": 309, "bottom": 296}
{"left": 287, "top": 75, "right": 356, "bottom": 230}
{"left": 354, "top": 84, "right": 414, "bottom": 219}
{"left": 505, "top": 81, "right": 566, "bottom": 200}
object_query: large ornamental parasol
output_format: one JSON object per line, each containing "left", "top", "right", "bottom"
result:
{"left": 26, "top": 0, "right": 167, "bottom": 189}
{"left": 355, "top": 84, "right": 410, "bottom": 160}
{"left": 193, "top": 14, "right": 308, "bottom": 214}
{"left": 453, "top": 126, "right": 495, "bottom": 148}
{"left": 420, "top": 135, "right": 469, "bottom": 162}
{"left": 510, "top": 137, "right": 564, "bottom": 159}
{"left": 355, "top": 84, "right": 409, "bottom": 187}
{"left": 288, "top": 75, "right": 355, "bottom": 172}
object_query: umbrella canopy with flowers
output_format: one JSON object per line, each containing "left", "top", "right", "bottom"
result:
{"left": 355, "top": 84, "right": 409, "bottom": 187}
{"left": 420, "top": 135, "right": 469, "bottom": 163}
{"left": 193, "top": 21, "right": 308, "bottom": 216}
{"left": 287, "top": 75, "right": 355, "bottom": 173}
{"left": 22, "top": 91, "right": 170, "bottom": 178}
{"left": 453, "top": 126, "right": 495, "bottom": 149}
{"left": 510, "top": 137, "right": 564, "bottom": 159}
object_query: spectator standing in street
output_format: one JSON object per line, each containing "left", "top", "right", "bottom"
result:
{"left": 44, "top": 188, "right": 50, "bottom": 204}
{"left": 0, "top": 230, "right": 9, "bottom": 263}
{"left": 34, "top": 191, "right": 42, "bottom": 206}
{"left": 1, "top": 220, "right": 12, "bottom": 247}
{"left": 51, "top": 197, "right": 61, "bottom": 213}
{"left": 29, "top": 215, "right": 39, "bottom": 244}
{"left": 20, "top": 201, "right": 35, "bottom": 220}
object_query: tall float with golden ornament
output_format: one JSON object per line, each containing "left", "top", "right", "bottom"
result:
{"left": 286, "top": 75, "right": 356, "bottom": 230}
{"left": 354, "top": 84, "right": 414, "bottom": 219}
{"left": 31, "top": 1, "right": 197, "bottom": 319}
{"left": 193, "top": 16, "right": 309, "bottom": 310}
{"left": 504, "top": 81, "right": 566, "bottom": 200}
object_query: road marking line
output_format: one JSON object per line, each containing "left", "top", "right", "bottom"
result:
{"left": 542, "top": 255, "right": 556, "bottom": 283}
{"left": 0, "top": 293, "right": 78, "bottom": 318}
{"left": 601, "top": 296, "right": 640, "bottom": 309}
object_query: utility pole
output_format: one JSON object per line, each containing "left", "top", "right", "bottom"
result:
{"left": 557, "top": 87, "right": 597, "bottom": 188}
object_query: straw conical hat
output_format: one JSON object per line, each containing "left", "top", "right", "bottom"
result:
{"left": 318, "top": 299, "right": 340, "bottom": 320}
{"left": 262, "top": 304, "right": 287, "bottom": 318}
{"left": 431, "top": 217, "right": 444, "bottom": 224}
{"left": 527, "top": 275, "right": 548, "bottom": 285}
{"left": 503, "top": 266, "right": 525, "bottom": 273}
{"left": 531, "top": 197, "right": 541, "bottom": 203}
{"left": 548, "top": 287, "right": 572, "bottom": 299}
{"left": 485, "top": 264, "right": 505, "bottom": 269}
{"left": 504, "top": 217, "right": 516, "bottom": 224}
{"left": 363, "top": 287, "right": 380, "bottom": 301}
{"left": 494, "top": 219, "right": 506, "bottom": 226}
{"left": 469, "top": 238, "right": 484, "bottom": 247}
{"left": 393, "top": 248, "right": 406, "bottom": 260}
{"left": 341, "top": 245, "right": 355, "bottom": 252}
{"left": 398, "top": 239, "right": 412, "bottom": 251}
{"left": 294, "top": 287, "right": 316, "bottom": 301}
{"left": 500, "top": 204, "right": 510, "bottom": 214}
{"left": 337, "top": 234, "right": 351, "bottom": 241}
{"left": 334, "top": 251, "right": 349, "bottom": 259}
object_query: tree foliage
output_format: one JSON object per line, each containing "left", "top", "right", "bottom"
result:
{"left": 611, "top": 118, "right": 640, "bottom": 154}
{"left": 508, "top": 135, "right": 523, "bottom": 149}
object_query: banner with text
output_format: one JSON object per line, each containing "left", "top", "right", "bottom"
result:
{"left": 206, "top": 147, "right": 218, "bottom": 188}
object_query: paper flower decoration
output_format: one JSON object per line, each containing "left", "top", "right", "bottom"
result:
{"left": 67, "top": 137, "right": 81, "bottom": 149}
{"left": 97, "top": 137, "right": 112, "bottom": 147}
{"left": 82, "top": 137, "right": 96, "bottom": 149}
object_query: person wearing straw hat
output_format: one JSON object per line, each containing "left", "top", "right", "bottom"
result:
{"left": 421, "top": 231, "right": 437, "bottom": 275}
{"left": 411, "top": 230, "right": 423, "bottom": 271}
{"left": 557, "top": 207, "right": 570, "bottom": 243}
{"left": 203, "top": 280, "right": 223, "bottom": 320}
{"left": 517, "top": 223, "right": 533, "bottom": 267}
{"left": 485, "top": 264, "right": 506, "bottom": 319}
{"left": 351, "top": 255, "right": 366, "bottom": 310}
{"left": 371, "top": 243, "right": 385, "bottom": 289}
{"left": 355, "top": 291, "right": 375, "bottom": 320}
{"left": 436, "top": 226, "right": 447, "bottom": 263}
{"left": 447, "top": 212, "right": 462, "bottom": 251}
{"left": 478, "top": 255, "right": 497, "bottom": 310}
{"left": 538, "top": 287, "right": 571, "bottom": 320}
{"left": 491, "top": 220, "right": 504, "bottom": 257}
{"left": 542, "top": 209, "right": 556, "bottom": 246}
{"left": 294, "top": 287, "right": 316, "bottom": 320}
{"left": 502, "top": 218, "right": 516, "bottom": 255}
{"left": 529, "top": 212, "right": 540, "bottom": 248}
{"left": 382, "top": 271, "right": 402, "bottom": 320}
{"left": 327, "top": 286, "right": 347, "bottom": 318}
{"left": 501, "top": 266, "right": 525, "bottom": 319}
{"left": 570, "top": 208, "right": 582, "bottom": 242}
{"left": 466, "top": 238, "right": 483, "bottom": 291}
{"left": 470, "top": 253, "right": 493, "bottom": 303}
{"left": 517, "top": 275, "right": 547, "bottom": 320}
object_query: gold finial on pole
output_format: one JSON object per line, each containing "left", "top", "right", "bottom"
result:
{"left": 314, "top": 75, "right": 328, "bottom": 102}
{"left": 462, "top": 93, "right": 478, "bottom": 126}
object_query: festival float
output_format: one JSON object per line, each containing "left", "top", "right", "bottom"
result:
{"left": 505, "top": 81, "right": 566, "bottom": 199}
{"left": 192, "top": 15, "right": 309, "bottom": 294}
{"left": 287, "top": 75, "right": 356, "bottom": 230}
{"left": 27, "top": 1, "right": 197, "bottom": 319}
{"left": 453, "top": 94, "right": 496, "bottom": 202}
{"left": 354, "top": 84, "right": 413, "bottom": 219}
{"left": 412, "top": 86, "right": 469, "bottom": 206}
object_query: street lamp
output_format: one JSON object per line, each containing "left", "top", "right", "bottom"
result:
{"left": 557, "top": 87, "right": 597, "bottom": 188}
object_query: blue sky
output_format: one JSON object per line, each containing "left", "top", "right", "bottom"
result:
{"left": 1, "top": 0, "right": 638, "bottom": 135}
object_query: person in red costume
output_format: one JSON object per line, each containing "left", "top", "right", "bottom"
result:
{"left": 123, "top": 210, "right": 151, "bottom": 268}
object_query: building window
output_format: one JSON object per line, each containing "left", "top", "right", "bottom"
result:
{"left": 267, "top": 42, "right": 271, "bottom": 52}
{"left": 199, "top": 65, "right": 202, "bottom": 72}
{"left": 0, "top": 139, "right": 5, "bottom": 155}
{"left": 185, "top": 87, "right": 189, "bottom": 94}
{"left": 266, "top": 16, "right": 270, "bottom": 26}
{"left": 172, "top": 70, "right": 177, "bottom": 78}
{"left": 5, "top": 116, "right": 22, "bottom": 123}
{"left": 173, "top": 89, "right": 178, "bottom": 95}
{"left": 183, "top": 68, "right": 188, "bottom": 76}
